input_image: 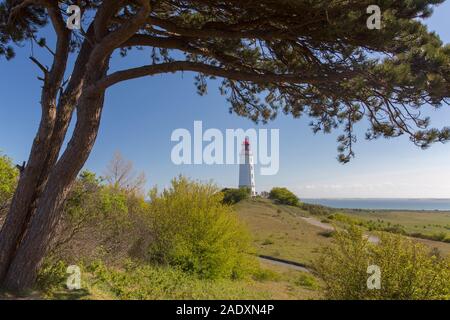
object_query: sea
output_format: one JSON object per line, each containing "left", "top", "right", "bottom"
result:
{"left": 302, "top": 198, "right": 450, "bottom": 211}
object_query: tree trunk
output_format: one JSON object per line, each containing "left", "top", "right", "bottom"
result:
{"left": 0, "top": 104, "right": 57, "bottom": 283}
{"left": 2, "top": 89, "right": 106, "bottom": 292}
{"left": 0, "top": 102, "right": 76, "bottom": 283}
{"left": 0, "top": 31, "right": 94, "bottom": 287}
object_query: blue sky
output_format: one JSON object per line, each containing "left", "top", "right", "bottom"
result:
{"left": 1, "top": 3, "right": 449, "bottom": 198}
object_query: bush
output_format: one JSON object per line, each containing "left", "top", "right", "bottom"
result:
{"left": 0, "top": 153, "right": 18, "bottom": 216}
{"left": 314, "top": 225, "right": 450, "bottom": 300}
{"left": 318, "top": 230, "right": 335, "bottom": 238}
{"left": 52, "top": 170, "right": 149, "bottom": 263}
{"left": 252, "top": 268, "right": 280, "bottom": 282}
{"left": 295, "top": 273, "right": 319, "bottom": 289}
{"left": 37, "top": 260, "right": 69, "bottom": 294}
{"left": 221, "top": 187, "right": 250, "bottom": 204}
{"left": 148, "top": 176, "right": 256, "bottom": 279}
{"left": 409, "top": 232, "right": 450, "bottom": 243}
{"left": 269, "top": 187, "right": 299, "bottom": 206}
{"left": 301, "top": 203, "right": 334, "bottom": 216}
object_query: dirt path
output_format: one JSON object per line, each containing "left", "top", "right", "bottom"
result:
{"left": 257, "top": 215, "right": 383, "bottom": 273}
{"left": 300, "top": 217, "right": 334, "bottom": 231}
{"left": 299, "top": 216, "right": 380, "bottom": 244}
{"left": 258, "top": 256, "right": 311, "bottom": 273}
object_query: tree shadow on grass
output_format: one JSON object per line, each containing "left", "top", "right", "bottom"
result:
{"left": 49, "top": 288, "right": 90, "bottom": 300}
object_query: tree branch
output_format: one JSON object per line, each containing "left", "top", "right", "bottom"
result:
{"left": 89, "top": 60, "right": 350, "bottom": 93}
{"left": 93, "top": 1, "right": 127, "bottom": 42}
{"left": 6, "top": 0, "right": 40, "bottom": 26}
{"left": 87, "top": 0, "right": 152, "bottom": 69}
{"left": 45, "top": 2, "right": 71, "bottom": 95}
{"left": 29, "top": 56, "right": 48, "bottom": 74}
{"left": 147, "top": 16, "right": 301, "bottom": 41}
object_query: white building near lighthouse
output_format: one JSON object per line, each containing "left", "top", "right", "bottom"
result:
{"left": 239, "top": 137, "right": 256, "bottom": 196}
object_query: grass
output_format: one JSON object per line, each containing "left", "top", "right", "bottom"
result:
{"left": 235, "top": 198, "right": 450, "bottom": 262}
{"left": 235, "top": 198, "right": 333, "bottom": 267}
{"left": 7, "top": 197, "right": 450, "bottom": 300}
{"left": 31, "top": 197, "right": 328, "bottom": 300}
{"left": 343, "top": 209, "right": 450, "bottom": 236}
{"left": 337, "top": 209, "right": 450, "bottom": 255}
{"left": 34, "top": 259, "right": 321, "bottom": 300}
{"left": 254, "top": 260, "right": 322, "bottom": 299}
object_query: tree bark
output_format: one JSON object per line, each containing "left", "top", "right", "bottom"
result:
{"left": 0, "top": 1, "right": 146, "bottom": 292}
{"left": 0, "top": 25, "right": 95, "bottom": 287}
{"left": 2, "top": 90, "right": 106, "bottom": 291}
{"left": 0, "top": 3, "right": 73, "bottom": 284}
{"left": 0, "top": 95, "right": 58, "bottom": 284}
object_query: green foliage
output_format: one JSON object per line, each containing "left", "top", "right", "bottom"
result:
{"left": 329, "top": 213, "right": 361, "bottom": 225}
{"left": 301, "top": 203, "right": 335, "bottom": 216}
{"left": 38, "top": 260, "right": 270, "bottom": 300}
{"left": 221, "top": 187, "right": 250, "bottom": 205}
{"left": 54, "top": 170, "right": 148, "bottom": 262}
{"left": 0, "top": 152, "right": 18, "bottom": 210}
{"left": 2, "top": 1, "right": 448, "bottom": 163}
{"left": 63, "top": 170, "right": 129, "bottom": 232}
{"left": 410, "top": 232, "right": 450, "bottom": 243}
{"left": 148, "top": 176, "right": 256, "bottom": 279}
{"left": 315, "top": 225, "right": 450, "bottom": 300}
{"left": 318, "top": 230, "right": 335, "bottom": 238}
{"left": 36, "top": 260, "right": 69, "bottom": 294}
{"left": 332, "top": 211, "right": 450, "bottom": 244}
{"left": 89, "top": 261, "right": 259, "bottom": 299}
{"left": 294, "top": 273, "right": 319, "bottom": 290}
{"left": 269, "top": 187, "right": 299, "bottom": 206}
{"left": 52, "top": 173, "right": 257, "bottom": 285}
{"left": 252, "top": 268, "right": 280, "bottom": 282}
{"left": 0, "top": 2, "right": 47, "bottom": 60}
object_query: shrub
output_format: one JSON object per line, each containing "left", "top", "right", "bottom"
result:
{"left": 38, "top": 261, "right": 270, "bottom": 300}
{"left": 314, "top": 225, "right": 450, "bottom": 300}
{"left": 37, "top": 260, "right": 69, "bottom": 294}
{"left": 430, "top": 232, "right": 447, "bottom": 242}
{"left": 221, "top": 187, "right": 250, "bottom": 204}
{"left": 301, "top": 203, "right": 334, "bottom": 216}
{"left": 52, "top": 170, "right": 148, "bottom": 263}
{"left": 381, "top": 224, "right": 407, "bottom": 235}
{"left": 318, "top": 230, "right": 335, "bottom": 238}
{"left": 295, "top": 273, "right": 319, "bottom": 289}
{"left": 269, "top": 187, "right": 299, "bottom": 206}
{"left": 148, "top": 176, "right": 256, "bottom": 279}
{"left": 252, "top": 268, "right": 280, "bottom": 282}
{"left": 0, "top": 153, "right": 18, "bottom": 216}
{"left": 409, "top": 232, "right": 450, "bottom": 243}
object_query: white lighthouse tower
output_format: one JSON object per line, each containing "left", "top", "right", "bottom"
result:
{"left": 239, "top": 137, "right": 256, "bottom": 196}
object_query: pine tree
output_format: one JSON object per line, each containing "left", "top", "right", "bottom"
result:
{"left": 0, "top": 0, "right": 448, "bottom": 291}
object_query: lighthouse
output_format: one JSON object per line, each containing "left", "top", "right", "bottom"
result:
{"left": 239, "top": 137, "right": 256, "bottom": 196}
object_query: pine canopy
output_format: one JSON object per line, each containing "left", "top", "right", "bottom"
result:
{"left": 1, "top": 0, "right": 449, "bottom": 162}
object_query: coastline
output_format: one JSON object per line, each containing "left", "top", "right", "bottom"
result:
{"left": 302, "top": 198, "right": 450, "bottom": 211}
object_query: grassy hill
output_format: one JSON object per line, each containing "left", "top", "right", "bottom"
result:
{"left": 235, "top": 198, "right": 333, "bottom": 267}
{"left": 5, "top": 196, "right": 449, "bottom": 300}
{"left": 343, "top": 209, "right": 450, "bottom": 237}
{"left": 235, "top": 198, "right": 450, "bottom": 263}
